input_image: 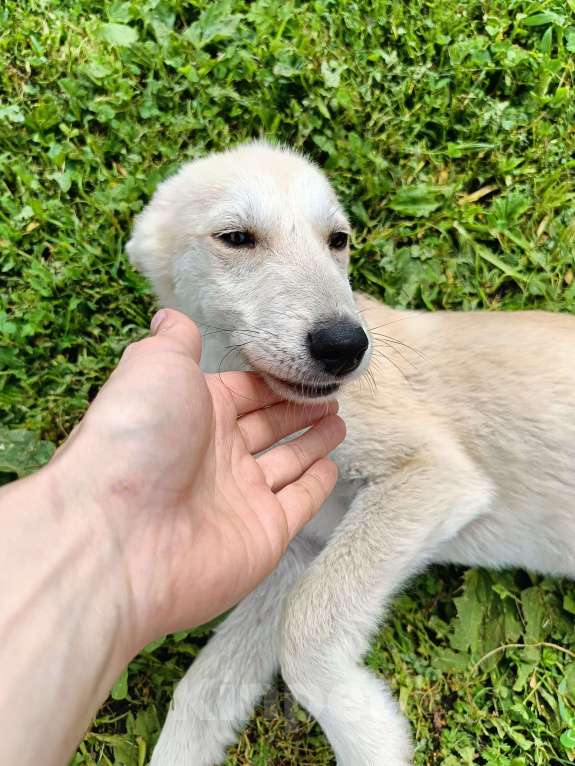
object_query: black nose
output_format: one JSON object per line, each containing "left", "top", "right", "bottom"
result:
{"left": 307, "top": 320, "right": 369, "bottom": 376}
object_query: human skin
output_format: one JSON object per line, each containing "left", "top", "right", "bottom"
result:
{"left": 0, "top": 308, "right": 345, "bottom": 766}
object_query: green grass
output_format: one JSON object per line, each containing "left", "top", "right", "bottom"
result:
{"left": 1, "top": 0, "right": 575, "bottom": 763}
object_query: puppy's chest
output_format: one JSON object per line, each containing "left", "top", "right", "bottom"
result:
{"left": 333, "top": 397, "right": 424, "bottom": 483}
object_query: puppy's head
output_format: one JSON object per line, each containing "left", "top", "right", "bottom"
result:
{"left": 127, "top": 141, "right": 371, "bottom": 401}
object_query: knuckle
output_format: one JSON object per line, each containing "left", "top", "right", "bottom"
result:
{"left": 298, "top": 471, "right": 324, "bottom": 517}
{"left": 270, "top": 408, "right": 289, "bottom": 443}
{"left": 120, "top": 341, "right": 140, "bottom": 362}
{"left": 121, "top": 336, "right": 154, "bottom": 362}
{"left": 288, "top": 439, "right": 308, "bottom": 473}
{"left": 236, "top": 419, "right": 252, "bottom": 450}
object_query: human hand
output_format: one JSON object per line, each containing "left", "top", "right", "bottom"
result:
{"left": 47, "top": 309, "right": 345, "bottom": 652}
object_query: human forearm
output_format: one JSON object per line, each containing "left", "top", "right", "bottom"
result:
{"left": 0, "top": 467, "right": 134, "bottom": 766}
{"left": 0, "top": 310, "right": 345, "bottom": 765}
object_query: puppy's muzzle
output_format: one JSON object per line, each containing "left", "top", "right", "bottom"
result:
{"left": 308, "top": 319, "right": 369, "bottom": 376}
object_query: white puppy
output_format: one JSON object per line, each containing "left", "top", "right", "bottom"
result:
{"left": 127, "top": 141, "right": 575, "bottom": 766}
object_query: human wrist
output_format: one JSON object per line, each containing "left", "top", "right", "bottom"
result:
{"left": 1, "top": 464, "right": 136, "bottom": 682}
{"left": 38, "top": 453, "right": 145, "bottom": 656}
{"left": 0, "top": 462, "right": 144, "bottom": 765}
{"left": 43, "top": 441, "right": 178, "bottom": 653}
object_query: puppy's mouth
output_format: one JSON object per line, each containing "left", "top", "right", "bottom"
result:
{"left": 264, "top": 372, "right": 340, "bottom": 400}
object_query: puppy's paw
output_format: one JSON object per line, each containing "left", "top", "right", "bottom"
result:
{"left": 150, "top": 681, "right": 246, "bottom": 766}
{"left": 150, "top": 712, "right": 231, "bottom": 766}
{"left": 335, "top": 733, "right": 413, "bottom": 766}
{"left": 325, "top": 674, "right": 414, "bottom": 766}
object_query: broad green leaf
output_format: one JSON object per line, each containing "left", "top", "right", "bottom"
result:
{"left": 521, "top": 587, "right": 547, "bottom": 643}
{"left": 560, "top": 728, "right": 575, "bottom": 750}
{"left": 87, "top": 732, "right": 137, "bottom": 764}
{"left": 0, "top": 428, "right": 55, "bottom": 478}
{"left": 183, "top": 1, "right": 243, "bottom": 47}
{"left": 559, "top": 684, "right": 575, "bottom": 725}
{"left": 566, "top": 664, "right": 575, "bottom": 699}
{"left": 98, "top": 22, "right": 139, "bottom": 46}
{"left": 523, "top": 12, "right": 564, "bottom": 27}
{"left": 502, "top": 599, "right": 525, "bottom": 647}
{"left": 388, "top": 185, "right": 450, "bottom": 218}
{"left": 49, "top": 170, "right": 72, "bottom": 193}
{"left": 126, "top": 706, "right": 160, "bottom": 740}
{"left": 0, "top": 104, "right": 25, "bottom": 123}
{"left": 450, "top": 571, "right": 486, "bottom": 655}
{"left": 80, "top": 61, "right": 113, "bottom": 80}
{"left": 321, "top": 61, "right": 342, "bottom": 88}
{"left": 540, "top": 26, "right": 553, "bottom": 55}
{"left": 564, "top": 592, "right": 575, "bottom": 615}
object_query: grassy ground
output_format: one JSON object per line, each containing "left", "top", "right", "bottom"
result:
{"left": 1, "top": 0, "right": 575, "bottom": 763}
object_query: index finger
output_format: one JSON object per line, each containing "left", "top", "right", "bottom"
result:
{"left": 207, "top": 371, "right": 283, "bottom": 415}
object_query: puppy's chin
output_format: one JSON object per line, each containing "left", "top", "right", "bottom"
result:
{"left": 261, "top": 372, "right": 340, "bottom": 403}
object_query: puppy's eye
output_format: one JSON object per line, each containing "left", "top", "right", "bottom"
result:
{"left": 216, "top": 231, "right": 256, "bottom": 248}
{"left": 328, "top": 231, "right": 349, "bottom": 250}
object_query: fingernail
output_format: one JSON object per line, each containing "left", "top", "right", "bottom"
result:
{"left": 150, "top": 310, "right": 167, "bottom": 335}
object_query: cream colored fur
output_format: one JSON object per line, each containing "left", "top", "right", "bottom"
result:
{"left": 126, "top": 141, "right": 575, "bottom": 766}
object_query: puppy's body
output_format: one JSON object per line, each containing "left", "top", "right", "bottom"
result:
{"left": 127, "top": 143, "right": 575, "bottom": 765}
{"left": 340, "top": 294, "right": 575, "bottom": 578}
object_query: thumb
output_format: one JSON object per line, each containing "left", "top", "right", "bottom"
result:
{"left": 150, "top": 309, "right": 203, "bottom": 363}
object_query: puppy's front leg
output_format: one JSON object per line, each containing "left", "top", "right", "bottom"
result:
{"left": 152, "top": 536, "right": 319, "bottom": 766}
{"left": 280, "top": 447, "right": 492, "bottom": 766}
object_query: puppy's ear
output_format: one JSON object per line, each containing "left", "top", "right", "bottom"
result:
{"left": 125, "top": 184, "right": 179, "bottom": 307}
{"left": 126, "top": 205, "right": 160, "bottom": 274}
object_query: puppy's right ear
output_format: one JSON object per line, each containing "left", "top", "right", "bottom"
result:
{"left": 125, "top": 202, "right": 162, "bottom": 275}
{"left": 125, "top": 183, "right": 179, "bottom": 307}
{"left": 125, "top": 221, "right": 144, "bottom": 272}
